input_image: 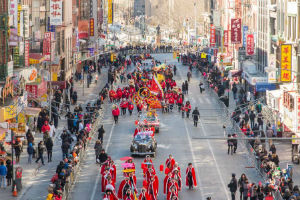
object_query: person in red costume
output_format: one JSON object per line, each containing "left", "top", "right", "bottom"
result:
{"left": 167, "top": 185, "right": 178, "bottom": 200}
{"left": 163, "top": 171, "right": 172, "bottom": 194}
{"left": 139, "top": 187, "right": 150, "bottom": 200}
{"left": 186, "top": 163, "right": 197, "bottom": 189}
{"left": 168, "top": 96, "right": 175, "bottom": 111}
{"left": 147, "top": 175, "right": 159, "bottom": 200}
{"left": 128, "top": 102, "right": 134, "bottom": 116}
{"left": 167, "top": 178, "right": 179, "bottom": 197}
{"left": 104, "top": 175, "right": 115, "bottom": 193}
{"left": 109, "top": 89, "right": 116, "bottom": 103}
{"left": 165, "top": 154, "right": 176, "bottom": 171}
{"left": 101, "top": 168, "right": 112, "bottom": 192}
{"left": 103, "top": 188, "right": 118, "bottom": 200}
{"left": 41, "top": 121, "right": 50, "bottom": 133}
{"left": 176, "top": 94, "right": 183, "bottom": 112}
{"left": 184, "top": 101, "right": 191, "bottom": 118}
{"left": 172, "top": 168, "right": 182, "bottom": 191}
{"left": 120, "top": 99, "right": 128, "bottom": 115}
{"left": 145, "top": 168, "right": 156, "bottom": 182}
{"left": 112, "top": 105, "right": 120, "bottom": 124}
{"left": 118, "top": 177, "right": 135, "bottom": 199}
{"left": 143, "top": 155, "right": 153, "bottom": 164}
{"left": 173, "top": 163, "right": 181, "bottom": 177}
{"left": 117, "top": 88, "right": 123, "bottom": 101}
{"left": 123, "top": 189, "right": 135, "bottom": 200}
{"left": 110, "top": 160, "right": 117, "bottom": 183}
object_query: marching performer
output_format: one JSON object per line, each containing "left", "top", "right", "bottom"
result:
{"left": 186, "top": 163, "right": 197, "bottom": 189}
{"left": 165, "top": 154, "right": 176, "bottom": 171}
{"left": 167, "top": 185, "right": 179, "bottom": 200}
{"left": 147, "top": 175, "right": 159, "bottom": 200}
{"left": 101, "top": 168, "right": 112, "bottom": 192}
{"left": 163, "top": 170, "right": 172, "bottom": 194}
{"left": 118, "top": 177, "right": 135, "bottom": 199}
{"left": 172, "top": 168, "right": 182, "bottom": 191}
{"left": 138, "top": 187, "right": 150, "bottom": 200}
{"left": 103, "top": 187, "right": 118, "bottom": 200}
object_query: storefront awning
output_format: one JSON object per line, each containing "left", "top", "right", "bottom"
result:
{"left": 23, "top": 107, "right": 41, "bottom": 116}
{"left": 255, "top": 82, "right": 277, "bottom": 92}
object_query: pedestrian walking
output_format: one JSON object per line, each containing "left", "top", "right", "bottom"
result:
{"left": 45, "top": 137, "right": 53, "bottom": 162}
{"left": 98, "top": 125, "right": 105, "bottom": 143}
{"left": 94, "top": 140, "right": 102, "bottom": 163}
{"left": 192, "top": 107, "right": 200, "bottom": 127}
{"left": 99, "top": 149, "right": 108, "bottom": 165}
{"left": 6, "top": 160, "right": 12, "bottom": 186}
{"left": 14, "top": 139, "right": 22, "bottom": 163}
{"left": 112, "top": 105, "right": 120, "bottom": 124}
{"left": 228, "top": 173, "right": 238, "bottom": 200}
{"left": 61, "top": 140, "right": 70, "bottom": 160}
{"left": 49, "top": 121, "right": 56, "bottom": 138}
{"left": 238, "top": 174, "right": 248, "bottom": 200}
{"left": 182, "top": 82, "right": 186, "bottom": 95}
{"left": 0, "top": 161, "right": 7, "bottom": 188}
{"left": 249, "top": 111, "right": 256, "bottom": 129}
{"left": 186, "top": 163, "right": 197, "bottom": 189}
{"left": 228, "top": 134, "right": 234, "bottom": 155}
{"left": 199, "top": 82, "right": 204, "bottom": 93}
{"left": 185, "top": 80, "right": 189, "bottom": 94}
{"left": 35, "top": 141, "right": 45, "bottom": 165}
{"left": 27, "top": 143, "right": 34, "bottom": 164}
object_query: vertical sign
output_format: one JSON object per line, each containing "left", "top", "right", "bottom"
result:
{"left": 90, "top": 18, "right": 94, "bottom": 36}
{"left": 297, "top": 97, "right": 300, "bottom": 132}
{"left": 108, "top": 0, "right": 113, "bottom": 24}
{"left": 231, "top": 18, "right": 242, "bottom": 44}
{"left": 17, "top": 4, "right": 21, "bottom": 36}
{"left": 22, "top": 5, "right": 30, "bottom": 38}
{"left": 25, "top": 40, "right": 30, "bottom": 67}
{"left": 223, "top": 30, "right": 228, "bottom": 47}
{"left": 280, "top": 44, "right": 292, "bottom": 82}
{"left": 242, "top": 26, "right": 248, "bottom": 47}
{"left": 210, "top": 24, "right": 216, "bottom": 47}
{"left": 268, "top": 54, "right": 277, "bottom": 83}
{"left": 43, "top": 32, "right": 51, "bottom": 61}
{"left": 50, "top": 0, "right": 63, "bottom": 25}
{"left": 213, "top": 49, "right": 218, "bottom": 58}
{"left": 9, "top": 0, "right": 18, "bottom": 28}
{"left": 246, "top": 34, "right": 254, "bottom": 55}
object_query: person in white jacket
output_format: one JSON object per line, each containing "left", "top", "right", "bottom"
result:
{"left": 49, "top": 121, "right": 56, "bottom": 138}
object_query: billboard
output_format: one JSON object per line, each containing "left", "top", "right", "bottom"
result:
{"left": 231, "top": 18, "right": 242, "bottom": 44}
{"left": 50, "top": 0, "right": 63, "bottom": 25}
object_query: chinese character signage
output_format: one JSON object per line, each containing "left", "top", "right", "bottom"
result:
{"left": 108, "top": 0, "right": 113, "bottom": 24}
{"left": 17, "top": 4, "right": 21, "bottom": 36}
{"left": 25, "top": 40, "right": 30, "bottom": 67}
{"left": 223, "top": 30, "right": 228, "bottom": 46}
{"left": 246, "top": 34, "right": 254, "bottom": 55}
{"left": 210, "top": 25, "right": 216, "bottom": 47}
{"left": 297, "top": 97, "right": 300, "bottom": 132}
{"left": 43, "top": 32, "right": 51, "bottom": 61}
{"left": 22, "top": 5, "right": 30, "bottom": 38}
{"left": 90, "top": 18, "right": 94, "bottom": 36}
{"left": 281, "top": 44, "right": 292, "bottom": 82}
{"left": 9, "top": 0, "right": 18, "bottom": 28}
{"left": 50, "top": 0, "right": 62, "bottom": 25}
{"left": 268, "top": 54, "right": 277, "bottom": 83}
{"left": 243, "top": 26, "right": 248, "bottom": 47}
{"left": 78, "top": 20, "right": 89, "bottom": 39}
{"left": 231, "top": 18, "right": 242, "bottom": 44}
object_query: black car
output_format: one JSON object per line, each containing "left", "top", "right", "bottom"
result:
{"left": 130, "top": 134, "right": 157, "bottom": 156}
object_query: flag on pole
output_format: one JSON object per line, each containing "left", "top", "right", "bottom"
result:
{"left": 150, "top": 74, "right": 164, "bottom": 96}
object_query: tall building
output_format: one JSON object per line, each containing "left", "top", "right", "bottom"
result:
{"left": 134, "top": 0, "right": 145, "bottom": 17}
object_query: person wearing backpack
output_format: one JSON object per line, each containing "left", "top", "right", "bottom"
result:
{"left": 228, "top": 173, "right": 238, "bottom": 200}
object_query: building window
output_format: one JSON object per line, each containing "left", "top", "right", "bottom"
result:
{"left": 62, "top": 30, "right": 65, "bottom": 53}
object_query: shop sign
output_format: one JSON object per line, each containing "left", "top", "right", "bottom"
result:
{"left": 231, "top": 18, "right": 242, "bottom": 44}
{"left": 223, "top": 30, "right": 228, "bottom": 46}
{"left": 22, "top": 5, "right": 30, "bottom": 38}
{"left": 281, "top": 44, "right": 292, "bottom": 82}
{"left": 268, "top": 54, "right": 277, "bottom": 83}
{"left": 78, "top": 20, "right": 89, "bottom": 39}
{"left": 50, "top": 0, "right": 62, "bottom": 25}
{"left": 210, "top": 24, "right": 216, "bottom": 47}
{"left": 297, "top": 97, "right": 300, "bottom": 132}
{"left": 9, "top": 0, "right": 18, "bottom": 28}
{"left": 108, "top": 0, "right": 113, "bottom": 24}
{"left": 50, "top": 81, "right": 66, "bottom": 90}
{"left": 16, "top": 92, "right": 28, "bottom": 114}
{"left": 26, "top": 80, "right": 47, "bottom": 99}
{"left": 1, "top": 77, "right": 14, "bottom": 105}
{"left": 246, "top": 34, "right": 254, "bottom": 55}
{"left": 1, "top": 103, "right": 17, "bottom": 121}
{"left": 242, "top": 26, "right": 248, "bottom": 47}
{"left": 7, "top": 61, "right": 13, "bottom": 77}
{"left": 90, "top": 18, "right": 94, "bottom": 36}
{"left": 43, "top": 32, "right": 51, "bottom": 61}
{"left": 17, "top": 4, "right": 21, "bottom": 36}
{"left": 25, "top": 40, "right": 30, "bottom": 67}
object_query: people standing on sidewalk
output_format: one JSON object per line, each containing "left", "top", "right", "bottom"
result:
{"left": 232, "top": 83, "right": 238, "bottom": 100}
{"left": 98, "top": 125, "right": 105, "bottom": 143}
{"left": 46, "top": 137, "right": 54, "bottom": 162}
{"left": 36, "top": 141, "right": 45, "bottom": 165}
{"left": 238, "top": 174, "right": 248, "bottom": 200}
{"left": 27, "top": 143, "right": 34, "bottom": 164}
{"left": 0, "top": 161, "right": 7, "bottom": 188}
{"left": 49, "top": 121, "right": 56, "bottom": 138}
{"left": 227, "top": 135, "right": 234, "bottom": 155}
{"left": 192, "top": 107, "right": 200, "bottom": 127}
{"left": 14, "top": 139, "right": 22, "bottom": 163}
{"left": 6, "top": 160, "right": 12, "bottom": 186}
{"left": 94, "top": 140, "right": 102, "bottom": 164}
{"left": 249, "top": 111, "right": 256, "bottom": 129}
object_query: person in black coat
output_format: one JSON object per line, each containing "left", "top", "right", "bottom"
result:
{"left": 6, "top": 160, "right": 13, "bottom": 186}
{"left": 98, "top": 125, "right": 105, "bottom": 143}
{"left": 45, "top": 137, "right": 53, "bottom": 162}
{"left": 99, "top": 149, "right": 108, "bottom": 165}
{"left": 228, "top": 173, "right": 238, "bottom": 200}
{"left": 192, "top": 107, "right": 200, "bottom": 127}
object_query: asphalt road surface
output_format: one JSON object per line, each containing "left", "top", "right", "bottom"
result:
{"left": 69, "top": 53, "right": 263, "bottom": 200}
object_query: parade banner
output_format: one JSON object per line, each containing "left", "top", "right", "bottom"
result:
{"left": 50, "top": 0, "right": 62, "bottom": 25}
{"left": 243, "top": 26, "right": 248, "bottom": 47}
{"left": 90, "top": 18, "right": 94, "bottom": 36}
{"left": 223, "top": 30, "right": 228, "bottom": 46}
{"left": 281, "top": 44, "right": 292, "bottom": 82}
{"left": 231, "top": 18, "right": 242, "bottom": 44}
{"left": 43, "top": 32, "right": 51, "bottom": 61}
{"left": 108, "top": 0, "right": 113, "bottom": 24}
{"left": 246, "top": 34, "right": 254, "bottom": 55}
{"left": 210, "top": 24, "right": 216, "bottom": 47}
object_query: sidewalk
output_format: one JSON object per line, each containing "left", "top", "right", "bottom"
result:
{"left": 1, "top": 69, "right": 108, "bottom": 200}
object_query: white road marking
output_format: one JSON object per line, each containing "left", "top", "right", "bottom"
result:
{"left": 191, "top": 95, "right": 230, "bottom": 199}
{"left": 90, "top": 123, "right": 115, "bottom": 200}
{"left": 157, "top": 144, "right": 171, "bottom": 149}
{"left": 183, "top": 118, "right": 204, "bottom": 198}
